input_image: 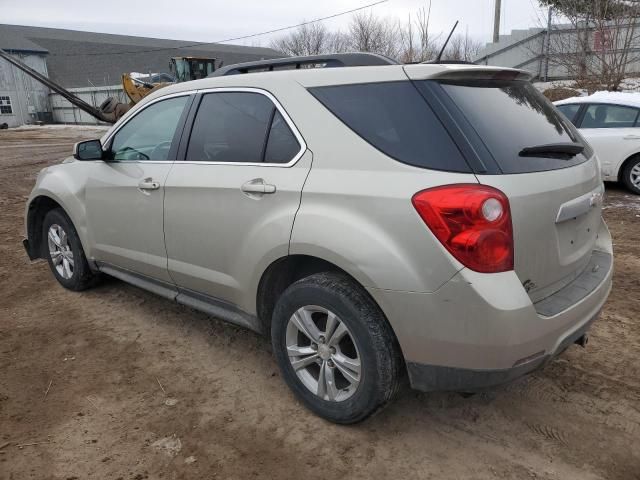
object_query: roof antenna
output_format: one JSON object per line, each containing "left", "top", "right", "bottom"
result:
{"left": 435, "top": 20, "right": 459, "bottom": 63}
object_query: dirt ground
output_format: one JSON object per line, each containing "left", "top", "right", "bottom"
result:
{"left": 1, "top": 126, "right": 639, "bottom": 480}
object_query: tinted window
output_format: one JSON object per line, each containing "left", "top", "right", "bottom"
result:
{"left": 186, "top": 92, "right": 273, "bottom": 163}
{"left": 309, "top": 82, "right": 470, "bottom": 172}
{"left": 581, "top": 104, "right": 639, "bottom": 129}
{"left": 111, "top": 96, "right": 188, "bottom": 161}
{"left": 556, "top": 104, "right": 581, "bottom": 124}
{"left": 438, "top": 80, "right": 590, "bottom": 174}
{"left": 264, "top": 110, "right": 301, "bottom": 163}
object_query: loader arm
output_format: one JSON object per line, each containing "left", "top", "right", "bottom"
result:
{"left": 0, "top": 48, "right": 116, "bottom": 123}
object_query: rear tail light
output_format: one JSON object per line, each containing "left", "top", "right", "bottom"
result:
{"left": 412, "top": 184, "right": 514, "bottom": 273}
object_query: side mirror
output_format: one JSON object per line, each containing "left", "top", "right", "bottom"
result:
{"left": 73, "top": 139, "right": 104, "bottom": 160}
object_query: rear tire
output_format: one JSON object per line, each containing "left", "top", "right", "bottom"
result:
{"left": 271, "top": 272, "right": 403, "bottom": 424}
{"left": 621, "top": 156, "right": 640, "bottom": 195}
{"left": 42, "top": 208, "right": 99, "bottom": 291}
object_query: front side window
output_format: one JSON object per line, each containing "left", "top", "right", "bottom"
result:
{"left": 581, "top": 104, "right": 640, "bottom": 129}
{"left": 556, "top": 104, "right": 581, "bottom": 124}
{"left": 110, "top": 96, "right": 189, "bottom": 161}
{"left": 0, "top": 96, "right": 12, "bottom": 115}
{"left": 186, "top": 92, "right": 300, "bottom": 164}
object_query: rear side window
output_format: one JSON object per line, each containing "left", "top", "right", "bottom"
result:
{"left": 437, "top": 80, "right": 591, "bottom": 174}
{"left": 556, "top": 104, "right": 581, "bottom": 124}
{"left": 187, "top": 92, "right": 272, "bottom": 163}
{"left": 186, "top": 92, "right": 301, "bottom": 163}
{"left": 264, "top": 110, "right": 301, "bottom": 163}
{"left": 309, "top": 82, "right": 470, "bottom": 172}
{"left": 581, "top": 104, "right": 639, "bottom": 129}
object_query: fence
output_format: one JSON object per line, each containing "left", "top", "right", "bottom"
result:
{"left": 50, "top": 85, "right": 128, "bottom": 124}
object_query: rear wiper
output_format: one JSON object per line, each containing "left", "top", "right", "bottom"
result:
{"left": 518, "top": 143, "right": 584, "bottom": 159}
{"left": 519, "top": 143, "right": 584, "bottom": 159}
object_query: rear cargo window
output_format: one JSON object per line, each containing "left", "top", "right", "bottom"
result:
{"left": 436, "top": 80, "right": 591, "bottom": 174}
{"left": 309, "top": 82, "right": 471, "bottom": 173}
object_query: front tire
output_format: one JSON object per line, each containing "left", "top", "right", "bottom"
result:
{"left": 271, "top": 272, "right": 403, "bottom": 424}
{"left": 42, "top": 208, "right": 98, "bottom": 291}
{"left": 621, "top": 156, "right": 640, "bottom": 194}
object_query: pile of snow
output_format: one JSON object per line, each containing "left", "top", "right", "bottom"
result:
{"left": 534, "top": 77, "right": 640, "bottom": 95}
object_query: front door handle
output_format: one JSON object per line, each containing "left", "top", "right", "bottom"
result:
{"left": 241, "top": 178, "right": 276, "bottom": 195}
{"left": 138, "top": 178, "right": 160, "bottom": 191}
{"left": 624, "top": 135, "right": 640, "bottom": 140}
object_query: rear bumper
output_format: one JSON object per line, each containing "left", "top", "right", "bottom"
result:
{"left": 407, "top": 309, "right": 598, "bottom": 392}
{"left": 367, "top": 219, "right": 613, "bottom": 392}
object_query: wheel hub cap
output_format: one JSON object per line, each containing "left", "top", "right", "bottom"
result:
{"left": 318, "top": 344, "right": 332, "bottom": 360}
{"left": 286, "top": 305, "right": 361, "bottom": 402}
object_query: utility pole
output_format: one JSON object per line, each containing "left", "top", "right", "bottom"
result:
{"left": 544, "top": 6, "right": 553, "bottom": 82}
{"left": 493, "top": 0, "right": 502, "bottom": 43}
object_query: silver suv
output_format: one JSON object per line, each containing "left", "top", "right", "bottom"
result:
{"left": 24, "top": 54, "right": 613, "bottom": 423}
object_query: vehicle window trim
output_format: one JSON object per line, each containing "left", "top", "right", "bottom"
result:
{"left": 260, "top": 106, "right": 277, "bottom": 163}
{"left": 177, "top": 87, "right": 307, "bottom": 167}
{"left": 415, "top": 80, "right": 496, "bottom": 174}
{"left": 102, "top": 91, "right": 196, "bottom": 164}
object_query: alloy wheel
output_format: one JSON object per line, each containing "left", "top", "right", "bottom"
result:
{"left": 286, "top": 305, "right": 361, "bottom": 402}
{"left": 47, "top": 223, "right": 74, "bottom": 279}
{"left": 630, "top": 162, "right": 640, "bottom": 188}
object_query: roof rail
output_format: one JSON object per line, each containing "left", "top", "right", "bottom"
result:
{"left": 421, "top": 60, "right": 477, "bottom": 65}
{"left": 210, "top": 52, "right": 398, "bottom": 77}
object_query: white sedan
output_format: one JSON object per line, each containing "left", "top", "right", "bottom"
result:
{"left": 555, "top": 92, "right": 640, "bottom": 194}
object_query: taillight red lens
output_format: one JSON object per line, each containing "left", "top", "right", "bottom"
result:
{"left": 412, "top": 184, "right": 514, "bottom": 273}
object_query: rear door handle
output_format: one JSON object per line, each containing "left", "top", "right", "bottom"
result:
{"left": 241, "top": 178, "right": 276, "bottom": 195}
{"left": 138, "top": 178, "right": 160, "bottom": 191}
{"left": 624, "top": 135, "right": 640, "bottom": 140}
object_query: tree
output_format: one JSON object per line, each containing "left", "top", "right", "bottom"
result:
{"left": 268, "top": 4, "right": 485, "bottom": 66}
{"left": 269, "top": 22, "right": 345, "bottom": 56}
{"left": 539, "top": 0, "right": 640, "bottom": 90}
{"left": 346, "top": 11, "right": 400, "bottom": 58}
{"left": 444, "top": 33, "right": 484, "bottom": 62}
{"left": 398, "top": 3, "right": 441, "bottom": 63}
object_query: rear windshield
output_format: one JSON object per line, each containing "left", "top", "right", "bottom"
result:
{"left": 309, "top": 82, "right": 471, "bottom": 173}
{"left": 436, "top": 80, "right": 592, "bottom": 174}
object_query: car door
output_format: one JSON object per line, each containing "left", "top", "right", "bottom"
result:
{"left": 163, "top": 88, "right": 310, "bottom": 310}
{"left": 578, "top": 103, "right": 640, "bottom": 180}
{"left": 85, "top": 93, "right": 192, "bottom": 282}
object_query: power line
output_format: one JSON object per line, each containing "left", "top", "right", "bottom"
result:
{"left": 51, "top": 0, "right": 390, "bottom": 57}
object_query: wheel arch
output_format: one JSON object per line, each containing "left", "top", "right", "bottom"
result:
{"left": 255, "top": 254, "right": 401, "bottom": 351}
{"left": 617, "top": 152, "right": 640, "bottom": 183}
{"left": 26, "top": 195, "right": 65, "bottom": 259}
{"left": 25, "top": 193, "right": 90, "bottom": 262}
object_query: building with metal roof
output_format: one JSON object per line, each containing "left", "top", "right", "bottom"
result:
{"left": 0, "top": 24, "right": 283, "bottom": 126}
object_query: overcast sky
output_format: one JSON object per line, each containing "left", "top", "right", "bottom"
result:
{"left": 0, "top": 0, "right": 549, "bottom": 47}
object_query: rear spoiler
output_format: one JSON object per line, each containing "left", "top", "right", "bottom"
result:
{"left": 405, "top": 64, "right": 533, "bottom": 82}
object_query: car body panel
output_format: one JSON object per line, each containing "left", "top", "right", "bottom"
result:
{"left": 84, "top": 161, "right": 174, "bottom": 282}
{"left": 164, "top": 151, "right": 313, "bottom": 314}
{"left": 579, "top": 127, "right": 640, "bottom": 180}
{"left": 477, "top": 157, "right": 603, "bottom": 302}
{"left": 555, "top": 93, "right": 640, "bottom": 182}
{"left": 368, "top": 217, "right": 612, "bottom": 370}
